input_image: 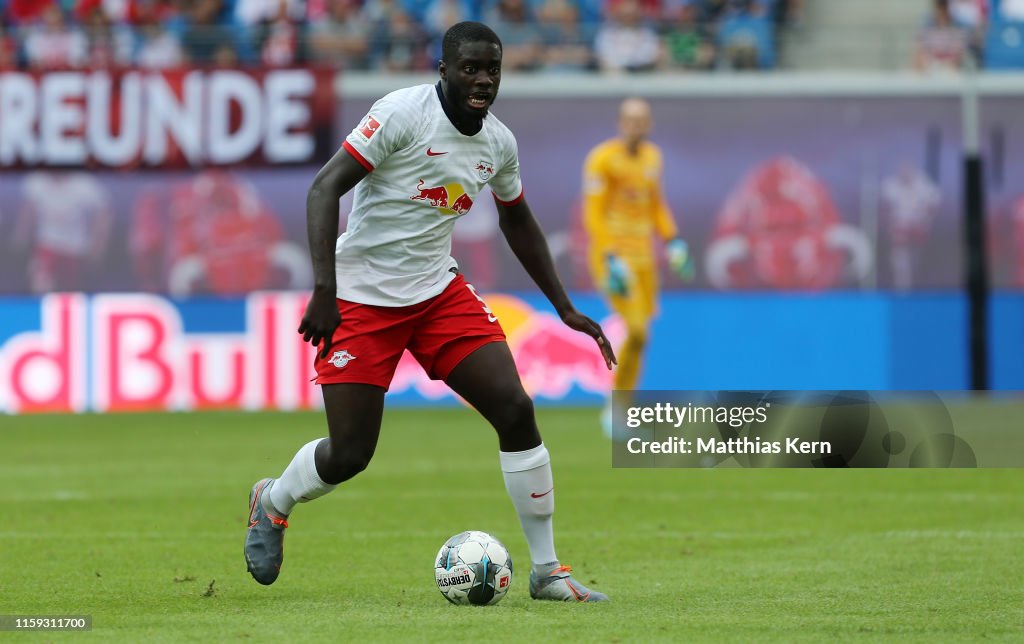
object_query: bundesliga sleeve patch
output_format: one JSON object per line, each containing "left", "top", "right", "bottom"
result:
{"left": 357, "top": 115, "right": 381, "bottom": 141}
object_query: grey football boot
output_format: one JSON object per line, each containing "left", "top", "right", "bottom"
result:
{"left": 244, "top": 478, "right": 289, "bottom": 585}
{"left": 529, "top": 563, "right": 609, "bottom": 602}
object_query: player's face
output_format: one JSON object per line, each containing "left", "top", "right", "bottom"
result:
{"left": 441, "top": 41, "right": 502, "bottom": 120}
{"left": 619, "top": 99, "right": 652, "bottom": 145}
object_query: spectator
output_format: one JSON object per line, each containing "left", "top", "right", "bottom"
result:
{"left": 574, "top": 0, "right": 604, "bottom": 25}
{"left": 949, "top": 0, "right": 987, "bottom": 56}
{"left": 537, "top": 0, "right": 596, "bottom": 72}
{"left": 362, "top": 0, "right": 401, "bottom": 25}
{"left": 772, "top": 0, "right": 803, "bottom": 26}
{"left": 484, "top": 0, "right": 544, "bottom": 71}
{"left": 0, "top": 23, "right": 18, "bottom": 69}
{"left": 6, "top": 0, "right": 57, "bottom": 25}
{"left": 371, "top": 7, "right": 429, "bottom": 71}
{"left": 134, "top": 0, "right": 185, "bottom": 67}
{"left": 914, "top": 0, "right": 970, "bottom": 72}
{"left": 135, "top": 1, "right": 187, "bottom": 31}
{"left": 949, "top": 0, "right": 987, "bottom": 27}
{"left": 604, "top": 0, "right": 664, "bottom": 21}
{"left": 663, "top": 1, "right": 716, "bottom": 70}
{"left": 424, "top": 0, "right": 469, "bottom": 41}
{"left": 0, "top": 0, "right": 791, "bottom": 73}
{"left": 306, "top": 0, "right": 328, "bottom": 21}
{"left": 420, "top": 0, "right": 470, "bottom": 63}
{"left": 82, "top": 4, "right": 136, "bottom": 66}
{"left": 235, "top": 0, "right": 305, "bottom": 26}
{"left": 24, "top": 6, "right": 89, "bottom": 69}
{"left": 75, "top": 0, "right": 140, "bottom": 24}
{"left": 212, "top": 40, "right": 240, "bottom": 65}
{"left": 663, "top": 0, "right": 695, "bottom": 21}
{"left": 400, "top": 0, "right": 439, "bottom": 22}
{"left": 307, "top": 0, "right": 371, "bottom": 69}
{"left": 594, "top": 0, "right": 662, "bottom": 72}
{"left": 259, "top": 0, "right": 300, "bottom": 65}
{"left": 714, "top": 0, "right": 773, "bottom": 70}
{"left": 136, "top": 17, "right": 185, "bottom": 66}
{"left": 182, "top": 0, "right": 236, "bottom": 63}
{"left": 701, "top": 0, "right": 731, "bottom": 23}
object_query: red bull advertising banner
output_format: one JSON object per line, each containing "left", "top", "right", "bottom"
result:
{"left": 0, "top": 292, "right": 620, "bottom": 413}
{"left": 3, "top": 290, "right": 1024, "bottom": 413}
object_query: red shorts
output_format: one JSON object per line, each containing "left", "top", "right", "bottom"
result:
{"left": 314, "top": 274, "right": 506, "bottom": 389}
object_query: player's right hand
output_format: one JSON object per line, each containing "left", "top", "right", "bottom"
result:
{"left": 298, "top": 288, "right": 341, "bottom": 359}
{"left": 605, "top": 254, "right": 630, "bottom": 296}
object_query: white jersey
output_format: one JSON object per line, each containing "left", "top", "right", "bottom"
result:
{"left": 23, "top": 171, "right": 109, "bottom": 256}
{"left": 338, "top": 83, "right": 523, "bottom": 306}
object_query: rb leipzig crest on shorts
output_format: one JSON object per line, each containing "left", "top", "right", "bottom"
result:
{"left": 329, "top": 350, "right": 356, "bottom": 368}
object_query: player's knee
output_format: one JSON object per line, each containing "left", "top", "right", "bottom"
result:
{"left": 491, "top": 390, "right": 541, "bottom": 452}
{"left": 500, "top": 390, "right": 535, "bottom": 432}
{"left": 319, "top": 442, "right": 375, "bottom": 484}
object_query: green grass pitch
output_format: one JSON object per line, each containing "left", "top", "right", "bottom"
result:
{"left": 2, "top": 407, "right": 1022, "bottom": 642}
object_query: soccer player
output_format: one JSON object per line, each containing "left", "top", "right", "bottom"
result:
{"left": 582, "top": 98, "right": 692, "bottom": 434}
{"left": 245, "top": 21, "right": 614, "bottom": 603}
{"left": 13, "top": 171, "right": 113, "bottom": 293}
{"left": 880, "top": 162, "right": 941, "bottom": 290}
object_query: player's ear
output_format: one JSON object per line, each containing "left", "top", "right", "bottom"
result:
{"left": 438, "top": 59, "right": 447, "bottom": 80}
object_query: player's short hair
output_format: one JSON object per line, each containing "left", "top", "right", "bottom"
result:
{"left": 441, "top": 22, "right": 502, "bottom": 64}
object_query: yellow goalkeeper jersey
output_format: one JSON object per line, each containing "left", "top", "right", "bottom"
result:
{"left": 582, "top": 139, "right": 678, "bottom": 267}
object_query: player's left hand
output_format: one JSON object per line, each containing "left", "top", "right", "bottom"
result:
{"left": 561, "top": 310, "right": 617, "bottom": 370}
{"left": 666, "top": 238, "right": 695, "bottom": 282}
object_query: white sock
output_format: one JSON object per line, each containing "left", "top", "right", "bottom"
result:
{"left": 500, "top": 443, "right": 557, "bottom": 566}
{"left": 266, "top": 438, "right": 336, "bottom": 516}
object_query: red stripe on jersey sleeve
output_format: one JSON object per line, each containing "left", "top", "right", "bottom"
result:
{"left": 343, "top": 141, "right": 374, "bottom": 171}
{"left": 493, "top": 188, "right": 524, "bottom": 207}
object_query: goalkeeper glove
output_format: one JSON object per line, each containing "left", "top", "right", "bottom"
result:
{"left": 666, "top": 238, "right": 695, "bottom": 282}
{"left": 605, "top": 254, "right": 630, "bottom": 296}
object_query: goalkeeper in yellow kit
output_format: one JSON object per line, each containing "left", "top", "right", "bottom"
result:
{"left": 582, "top": 98, "right": 693, "bottom": 434}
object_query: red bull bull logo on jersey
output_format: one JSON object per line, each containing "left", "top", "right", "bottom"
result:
{"left": 410, "top": 180, "right": 474, "bottom": 216}
{"left": 411, "top": 180, "right": 449, "bottom": 208}
{"left": 451, "top": 193, "right": 473, "bottom": 215}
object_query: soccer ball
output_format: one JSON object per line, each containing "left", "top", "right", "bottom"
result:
{"left": 434, "top": 531, "right": 513, "bottom": 605}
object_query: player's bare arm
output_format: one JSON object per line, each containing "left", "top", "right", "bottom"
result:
{"left": 298, "top": 148, "right": 370, "bottom": 358}
{"left": 496, "top": 198, "right": 617, "bottom": 369}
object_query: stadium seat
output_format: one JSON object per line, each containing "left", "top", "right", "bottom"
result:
{"left": 717, "top": 15, "right": 776, "bottom": 69}
{"left": 984, "top": 19, "right": 1024, "bottom": 69}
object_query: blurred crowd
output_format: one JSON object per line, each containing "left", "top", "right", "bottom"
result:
{"left": 916, "top": 0, "right": 1024, "bottom": 70}
{"left": 0, "top": 0, "right": 800, "bottom": 72}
